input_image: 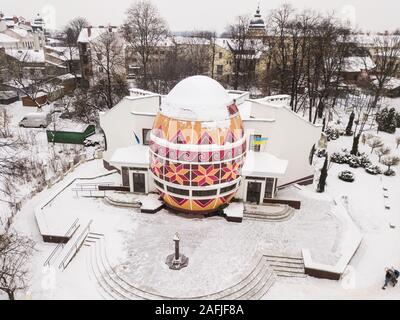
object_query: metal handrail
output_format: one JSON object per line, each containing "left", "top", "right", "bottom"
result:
{"left": 43, "top": 218, "right": 79, "bottom": 267}
{"left": 58, "top": 220, "right": 93, "bottom": 270}
{"left": 76, "top": 182, "right": 114, "bottom": 187}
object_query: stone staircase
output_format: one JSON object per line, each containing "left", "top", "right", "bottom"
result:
{"left": 244, "top": 204, "right": 294, "bottom": 222}
{"left": 85, "top": 236, "right": 277, "bottom": 300}
{"left": 263, "top": 254, "right": 306, "bottom": 278}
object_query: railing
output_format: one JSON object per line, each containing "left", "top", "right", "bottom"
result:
{"left": 58, "top": 220, "right": 93, "bottom": 270}
{"left": 43, "top": 218, "right": 80, "bottom": 267}
{"left": 72, "top": 182, "right": 116, "bottom": 197}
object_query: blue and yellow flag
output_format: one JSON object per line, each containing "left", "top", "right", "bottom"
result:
{"left": 252, "top": 137, "right": 268, "bottom": 145}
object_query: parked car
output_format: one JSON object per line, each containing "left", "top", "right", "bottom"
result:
{"left": 19, "top": 113, "right": 52, "bottom": 128}
{"left": 83, "top": 134, "right": 103, "bottom": 147}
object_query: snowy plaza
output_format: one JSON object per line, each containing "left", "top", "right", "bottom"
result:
{"left": 1, "top": 0, "right": 400, "bottom": 302}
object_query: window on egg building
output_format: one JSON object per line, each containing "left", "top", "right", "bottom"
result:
{"left": 249, "top": 134, "right": 262, "bottom": 152}
{"left": 142, "top": 128, "right": 151, "bottom": 145}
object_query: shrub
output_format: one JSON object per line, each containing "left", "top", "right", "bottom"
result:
{"left": 339, "top": 170, "right": 355, "bottom": 182}
{"left": 384, "top": 169, "right": 396, "bottom": 176}
{"left": 325, "top": 127, "right": 340, "bottom": 141}
{"left": 365, "top": 165, "right": 382, "bottom": 175}
{"left": 376, "top": 108, "right": 398, "bottom": 134}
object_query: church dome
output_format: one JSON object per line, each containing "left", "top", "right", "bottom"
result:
{"left": 160, "top": 75, "right": 233, "bottom": 121}
{"left": 249, "top": 6, "right": 266, "bottom": 30}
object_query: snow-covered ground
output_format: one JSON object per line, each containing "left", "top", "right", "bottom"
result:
{"left": 8, "top": 159, "right": 346, "bottom": 299}
{"left": 267, "top": 99, "right": 400, "bottom": 300}
{"left": 2, "top": 96, "right": 400, "bottom": 300}
{"left": 0, "top": 101, "right": 99, "bottom": 233}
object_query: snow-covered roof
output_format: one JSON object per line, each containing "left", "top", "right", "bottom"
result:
{"left": 10, "top": 27, "right": 30, "bottom": 38}
{"left": 160, "top": 75, "right": 233, "bottom": 121}
{"left": 348, "top": 34, "right": 400, "bottom": 47}
{"left": 242, "top": 151, "right": 288, "bottom": 178}
{"left": 110, "top": 145, "right": 150, "bottom": 167}
{"left": 5, "top": 48, "right": 45, "bottom": 63}
{"left": 50, "top": 119, "right": 90, "bottom": 132}
{"left": 372, "top": 77, "right": 400, "bottom": 90}
{"left": 45, "top": 46, "right": 79, "bottom": 60}
{"left": 0, "top": 32, "right": 19, "bottom": 43}
{"left": 77, "top": 26, "right": 118, "bottom": 43}
{"left": 0, "top": 91, "right": 18, "bottom": 99}
{"left": 342, "top": 56, "right": 375, "bottom": 72}
{"left": 56, "top": 73, "right": 76, "bottom": 81}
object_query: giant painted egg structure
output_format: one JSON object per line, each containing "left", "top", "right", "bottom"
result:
{"left": 149, "top": 76, "right": 247, "bottom": 213}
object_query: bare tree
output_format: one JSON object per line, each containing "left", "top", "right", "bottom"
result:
{"left": 0, "top": 140, "right": 28, "bottom": 180}
{"left": 350, "top": 92, "right": 376, "bottom": 155}
{"left": 368, "top": 137, "right": 384, "bottom": 154}
{"left": 396, "top": 136, "right": 400, "bottom": 149}
{"left": 90, "top": 30, "right": 128, "bottom": 109}
{"left": 381, "top": 155, "right": 400, "bottom": 173}
{"left": 0, "top": 51, "right": 50, "bottom": 108}
{"left": 122, "top": 0, "right": 169, "bottom": 90}
{"left": 0, "top": 232, "right": 35, "bottom": 300}
{"left": 226, "top": 15, "right": 256, "bottom": 90}
{"left": 61, "top": 18, "right": 89, "bottom": 79}
{"left": 63, "top": 17, "right": 89, "bottom": 44}
{"left": 0, "top": 108, "right": 12, "bottom": 138}
{"left": 375, "top": 145, "right": 391, "bottom": 162}
{"left": 370, "top": 36, "right": 400, "bottom": 108}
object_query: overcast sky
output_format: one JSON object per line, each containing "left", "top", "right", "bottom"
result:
{"left": 2, "top": 0, "right": 399, "bottom": 33}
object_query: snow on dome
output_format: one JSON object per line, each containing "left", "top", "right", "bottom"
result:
{"left": 160, "top": 75, "right": 233, "bottom": 121}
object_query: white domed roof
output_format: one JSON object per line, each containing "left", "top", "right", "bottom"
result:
{"left": 160, "top": 75, "right": 233, "bottom": 121}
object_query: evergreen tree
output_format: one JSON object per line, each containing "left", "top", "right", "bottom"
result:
{"left": 376, "top": 108, "right": 398, "bottom": 134}
{"left": 317, "top": 155, "right": 329, "bottom": 193}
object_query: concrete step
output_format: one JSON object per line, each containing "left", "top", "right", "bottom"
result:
{"left": 210, "top": 256, "right": 269, "bottom": 299}
{"left": 94, "top": 239, "right": 147, "bottom": 300}
{"left": 264, "top": 254, "right": 306, "bottom": 278}
{"left": 88, "top": 238, "right": 277, "bottom": 300}
{"left": 221, "top": 259, "right": 272, "bottom": 300}
{"left": 275, "top": 271, "right": 307, "bottom": 278}
{"left": 246, "top": 271, "right": 276, "bottom": 300}
{"left": 237, "top": 266, "right": 275, "bottom": 300}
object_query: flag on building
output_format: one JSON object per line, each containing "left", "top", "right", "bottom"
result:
{"left": 134, "top": 132, "right": 140, "bottom": 144}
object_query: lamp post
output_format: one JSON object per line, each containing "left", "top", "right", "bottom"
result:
{"left": 173, "top": 233, "right": 180, "bottom": 261}
{"left": 166, "top": 232, "right": 189, "bottom": 270}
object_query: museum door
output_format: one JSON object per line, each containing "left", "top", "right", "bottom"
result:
{"left": 246, "top": 181, "right": 262, "bottom": 204}
{"left": 132, "top": 172, "right": 146, "bottom": 193}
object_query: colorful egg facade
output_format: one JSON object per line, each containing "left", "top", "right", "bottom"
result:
{"left": 149, "top": 76, "right": 247, "bottom": 213}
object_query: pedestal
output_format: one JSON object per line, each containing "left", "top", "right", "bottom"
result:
{"left": 165, "top": 253, "right": 189, "bottom": 270}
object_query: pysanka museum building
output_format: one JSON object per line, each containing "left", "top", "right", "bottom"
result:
{"left": 100, "top": 76, "right": 322, "bottom": 214}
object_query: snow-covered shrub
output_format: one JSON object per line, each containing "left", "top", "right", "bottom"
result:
{"left": 330, "top": 152, "right": 347, "bottom": 164}
{"left": 325, "top": 127, "right": 340, "bottom": 141}
{"left": 384, "top": 169, "right": 396, "bottom": 176}
{"left": 358, "top": 153, "right": 372, "bottom": 168}
{"left": 348, "top": 158, "right": 360, "bottom": 168}
{"left": 339, "top": 170, "right": 355, "bottom": 182}
{"left": 365, "top": 165, "right": 382, "bottom": 175}
{"left": 330, "top": 151, "right": 371, "bottom": 168}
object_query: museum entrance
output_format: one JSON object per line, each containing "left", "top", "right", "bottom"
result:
{"left": 132, "top": 172, "right": 146, "bottom": 193}
{"left": 246, "top": 181, "right": 262, "bottom": 204}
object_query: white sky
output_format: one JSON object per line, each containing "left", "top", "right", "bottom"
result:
{"left": 2, "top": 0, "right": 399, "bottom": 33}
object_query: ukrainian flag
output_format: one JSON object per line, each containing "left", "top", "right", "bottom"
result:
{"left": 252, "top": 137, "right": 269, "bottom": 145}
